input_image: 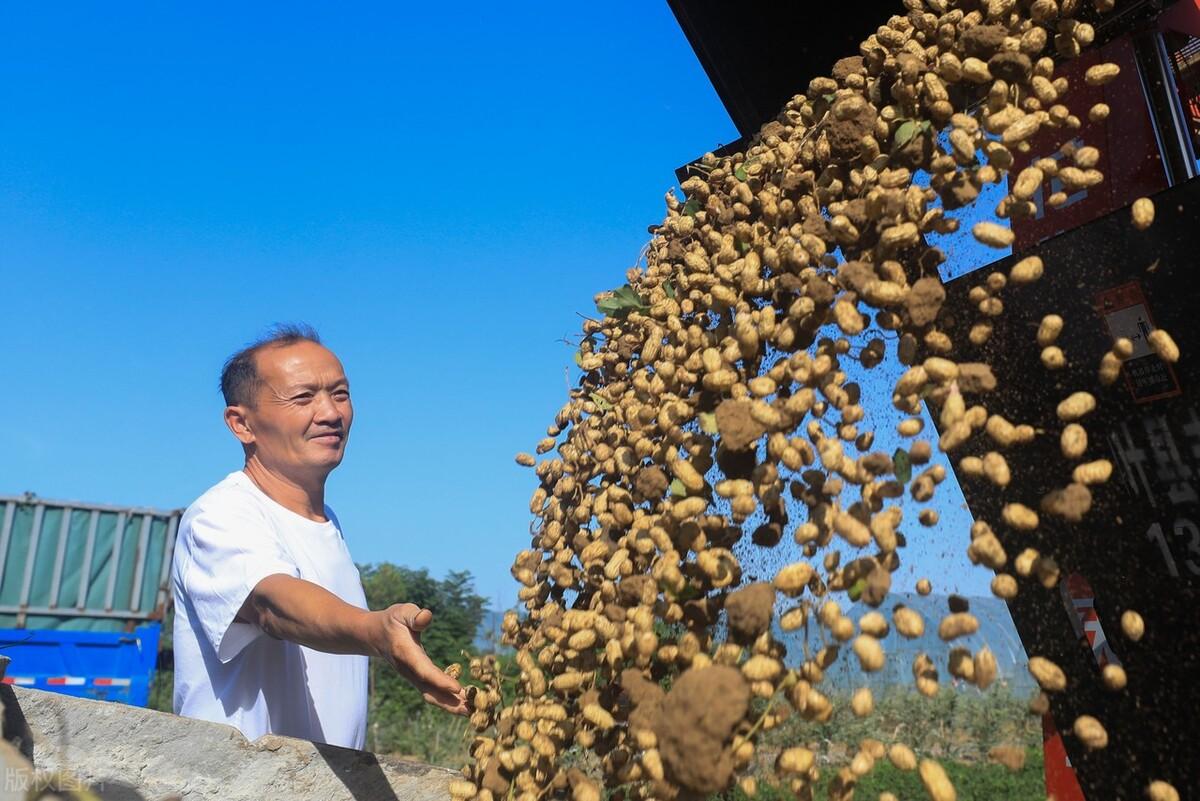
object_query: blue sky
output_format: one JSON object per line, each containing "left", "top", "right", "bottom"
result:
{"left": 1, "top": 2, "right": 1000, "bottom": 608}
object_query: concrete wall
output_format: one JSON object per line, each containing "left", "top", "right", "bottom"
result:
{"left": 9, "top": 688, "right": 457, "bottom": 801}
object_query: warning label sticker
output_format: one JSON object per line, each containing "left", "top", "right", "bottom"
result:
{"left": 1094, "top": 282, "right": 1181, "bottom": 403}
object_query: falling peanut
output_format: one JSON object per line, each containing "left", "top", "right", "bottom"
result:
{"left": 1056, "top": 391, "right": 1097, "bottom": 422}
{"left": 1041, "top": 346, "right": 1067, "bottom": 370}
{"left": 1148, "top": 329, "right": 1179, "bottom": 363}
{"left": 1028, "top": 656, "right": 1067, "bottom": 692}
{"left": 1146, "top": 781, "right": 1180, "bottom": 801}
{"left": 1122, "top": 610, "right": 1146, "bottom": 641}
{"left": 973, "top": 222, "right": 1015, "bottom": 248}
{"left": 1131, "top": 197, "right": 1155, "bottom": 230}
{"left": 1102, "top": 664, "right": 1127, "bottom": 691}
{"left": 1037, "top": 314, "right": 1064, "bottom": 346}
{"left": 851, "top": 686, "right": 874, "bottom": 717}
{"left": 1002, "top": 503, "right": 1039, "bottom": 531}
{"left": 991, "top": 574, "right": 1018, "bottom": 600}
{"left": 1074, "top": 715, "right": 1109, "bottom": 749}
{"left": 938, "top": 612, "right": 980, "bottom": 641}
{"left": 853, "top": 634, "right": 886, "bottom": 672}
{"left": 1085, "top": 62, "right": 1121, "bottom": 85}
{"left": 1073, "top": 459, "right": 1113, "bottom": 485}
{"left": 888, "top": 743, "right": 917, "bottom": 772}
{"left": 919, "top": 758, "right": 957, "bottom": 801}
{"left": 1061, "top": 424, "right": 1088, "bottom": 459}
{"left": 1009, "top": 255, "right": 1044, "bottom": 284}
{"left": 894, "top": 605, "right": 926, "bottom": 639}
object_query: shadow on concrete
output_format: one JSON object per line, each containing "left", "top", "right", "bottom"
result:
{"left": 315, "top": 742, "right": 403, "bottom": 801}
{"left": 86, "top": 779, "right": 151, "bottom": 801}
{"left": 3, "top": 686, "right": 149, "bottom": 800}
{"left": 0, "top": 683, "right": 34, "bottom": 762}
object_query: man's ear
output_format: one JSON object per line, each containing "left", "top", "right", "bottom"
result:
{"left": 225, "top": 405, "right": 256, "bottom": 445}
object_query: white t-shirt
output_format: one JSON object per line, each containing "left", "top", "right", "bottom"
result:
{"left": 171, "top": 470, "right": 369, "bottom": 749}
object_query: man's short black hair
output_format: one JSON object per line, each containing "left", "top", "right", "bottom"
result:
{"left": 221, "top": 323, "right": 322, "bottom": 407}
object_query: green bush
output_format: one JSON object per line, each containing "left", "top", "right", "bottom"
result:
{"left": 148, "top": 608, "right": 174, "bottom": 714}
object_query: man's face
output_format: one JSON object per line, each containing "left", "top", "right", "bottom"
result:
{"left": 236, "top": 341, "right": 353, "bottom": 477}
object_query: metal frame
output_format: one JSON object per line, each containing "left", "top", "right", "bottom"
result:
{"left": 1134, "top": 35, "right": 1179, "bottom": 185}
{"left": 0, "top": 502, "right": 15, "bottom": 583}
{"left": 17, "top": 505, "right": 46, "bottom": 621}
{"left": 1132, "top": 28, "right": 1200, "bottom": 187}
{"left": 129, "top": 514, "right": 152, "bottom": 612}
{"left": 0, "top": 496, "right": 183, "bottom": 626}
{"left": 0, "top": 494, "right": 178, "bottom": 518}
{"left": 48, "top": 508, "right": 71, "bottom": 608}
{"left": 77, "top": 509, "right": 99, "bottom": 610}
{"left": 1152, "top": 29, "right": 1200, "bottom": 180}
{"left": 102, "top": 511, "right": 127, "bottom": 612}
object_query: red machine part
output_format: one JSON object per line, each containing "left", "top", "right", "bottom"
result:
{"left": 1060, "top": 573, "right": 1122, "bottom": 670}
{"left": 1160, "top": 1, "right": 1200, "bottom": 153}
{"left": 1009, "top": 34, "right": 1169, "bottom": 252}
{"left": 1043, "top": 713, "right": 1089, "bottom": 801}
{"left": 1041, "top": 573, "right": 1125, "bottom": 800}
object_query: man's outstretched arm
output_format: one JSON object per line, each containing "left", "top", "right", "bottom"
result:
{"left": 237, "top": 573, "right": 468, "bottom": 715}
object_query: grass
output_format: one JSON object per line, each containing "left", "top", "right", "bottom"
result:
{"left": 724, "top": 748, "right": 1045, "bottom": 801}
{"left": 726, "top": 686, "right": 1045, "bottom": 800}
{"left": 756, "top": 686, "right": 1039, "bottom": 764}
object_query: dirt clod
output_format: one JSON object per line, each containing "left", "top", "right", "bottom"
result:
{"left": 654, "top": 666, "right": 751, "bottom": 793}
{"left": 906, "top": 278, "right": 947, "bottom": 327}
{"left": 725, "top": 582, "right": 776, "bottom": 643}
{"left": 716, "top": 400, "right": 767, "bottom": 452}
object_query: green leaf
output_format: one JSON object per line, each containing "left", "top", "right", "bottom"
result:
{"left": 574, "top": 350, "right": 583, "bottom": 367}
{"left": 699, "top": 411, "right": 718, "bottom": 434}
{"left": 893, "top": 448, "right": 913, "bottom": 484}
{"left": 595, "top": 284, "right": 649, "bottom": 318}
{"left": 920, "top": 119, "right": 934, "bottom": 133}
{"left": 681, "top": 197, "right": 701, "bottom": 217}
{"left": 848, "top": 578, "right": 867, "bottom": 602}
{"left": 822, "top": 93, "right": 836, "bottom": 103}
{"left": 596, "top": 297, "right": 623, "bottom": 316}
{"left": 613, "top": 285, "right": 642, "bottom": 305}
{"left": 664, "top": 280, "right": 676, "bottom": 300}
{"left": 893, "top": 119, "right": 918, "bottom": 148}
{"left": 666, "top": 581, "right": 701, "bottom": 602}
{"left": 737, "top": 240, "right": 751, "bottom": 254}
{"left": 589, "top": 392, "right": 613, "bottom": 411}
{"left": 734, "top": 165, "right": 748, "bottom": 182}
{"left": 669, "top": 478, "right": 688, "bottom": 498}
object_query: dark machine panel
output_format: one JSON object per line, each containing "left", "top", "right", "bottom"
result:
{"left": 940, "top": 177, "right": 1200, "bottom": 799}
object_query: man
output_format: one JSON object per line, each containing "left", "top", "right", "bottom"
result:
{"left": 171, "top": 324, "right": 466, "bottom": 749}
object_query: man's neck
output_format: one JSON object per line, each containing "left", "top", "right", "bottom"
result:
{"left": 242, "top": 458, "right": 328, "bottom": 522}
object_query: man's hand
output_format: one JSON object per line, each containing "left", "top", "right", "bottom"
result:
{"left": 238, "top": 575, "right": 469, "bottom": 716}
{"left": 374, "top": 603, "right": 469, "bottom": 716}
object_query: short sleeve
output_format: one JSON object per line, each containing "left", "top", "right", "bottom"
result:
{"left": 179, "top": 493, "right": 300, "bottom": 664}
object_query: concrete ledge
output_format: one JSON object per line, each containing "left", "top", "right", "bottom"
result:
{"left": 13, "top": 688, "right": 457, "bottom": 801}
